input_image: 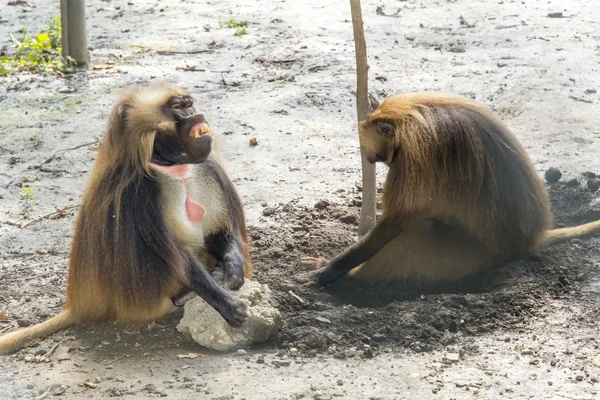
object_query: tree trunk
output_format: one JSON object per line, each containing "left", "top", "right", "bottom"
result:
{"left": 60, "top": 0, "right": 88, "bottom": 66}
{"left": 349, "top": 0, "right": 376, "bottom": 236}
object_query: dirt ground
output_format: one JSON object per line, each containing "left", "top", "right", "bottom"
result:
{"left": 2, "top": 0, "right": 600, "bottom": 399}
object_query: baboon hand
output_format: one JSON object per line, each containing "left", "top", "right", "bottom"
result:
{"left": 314, "top": 266, "right": 347, "bottom": 287}
{"left": 299, "top": 256, "right": 329, "bottom": 270}
{"left": 210, "top": 267, "right": 225, "bottom": 285}
{"left": 219, "top": 295, "right": 248, "bottom": 328}
{"left": 297, "top": 256, "right": 348, "bottom": 286}
{"left": 210, "top": 263, "right": 245, "bottom": 291}
{"left": 222, "top": 262, "right": 245, "bottom": 291}
{"left": 294, "top": 257, "right": 330, "bottom": 285}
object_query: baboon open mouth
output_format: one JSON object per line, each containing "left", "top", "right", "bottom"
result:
{"left": 190, "top": 122, "right": 210, "bottom": 138}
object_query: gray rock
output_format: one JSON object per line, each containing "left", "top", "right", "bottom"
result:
{"left": 176, "top": 280, "right": 283, "bottom": 352}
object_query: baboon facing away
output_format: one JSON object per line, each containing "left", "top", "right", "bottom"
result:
{"left": 302, "top": 92, "right": 600, "bottom": 287}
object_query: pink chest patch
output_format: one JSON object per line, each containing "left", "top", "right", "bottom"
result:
{"left": 185, "top": 193, "right": 204, "bottom": 223}
{"left": 150, "top": 163, "right": 204, "bottom": 224}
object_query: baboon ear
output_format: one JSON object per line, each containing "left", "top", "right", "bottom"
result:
{"left": 107, "top": 101, "right": 129, "bottom": 137}
{"left": 376, "top": 121, "right": 395, "bottom": 138}
{"left": 368, "top": 92, "right": 380, "bottom": 112}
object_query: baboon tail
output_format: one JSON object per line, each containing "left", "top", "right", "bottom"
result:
{"left": 542, "top": 219, "right": 600, "bottom": 248}
{"left": 0, "top": 310, "right": 75, "bottom": 355}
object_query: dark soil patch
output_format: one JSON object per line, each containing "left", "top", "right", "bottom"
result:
{"left": 2, "top": 179, "right": 599, "bottom": 361}
{"left": 250, "top": 179, "right": 600, "bottom": 355}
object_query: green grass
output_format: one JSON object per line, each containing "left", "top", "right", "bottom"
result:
{"left": 29, "top": 131, "right": 44, "bottom": 148}
{"left": 20, "top": 186, "right": 35, "bottom": 202}
{"left": 219, "top": 18, "right": 248, "bottom": 36}
{"left": 0, "top": 17, "right": 76, "bottom": 76}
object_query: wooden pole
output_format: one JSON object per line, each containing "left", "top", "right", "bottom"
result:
{"left": 60, "top": 0, "right": 88, "bottom": 66}
{"left": 349, "top": 0, "right": 376, "bottom": 236}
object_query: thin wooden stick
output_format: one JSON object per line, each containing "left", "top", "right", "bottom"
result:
{"left": 4, "top": 141, "right": 98, "bottom": 189}
{"left": 37, "top": 140, "right": 99, "bottom": 167}
{"left": 44, "top": 342, "right": 61, "bottom": 359}
{"left": 288, "top": 290, "right": 305, "bottom": 304}
{"left": 350, "top": 0, "right": 377, "bottom": 236}
{"left": 20, "top": 205, "right": 79, "bottom": 229}
{"left": 156, "top": 49, "right": 213, "bottom": 55}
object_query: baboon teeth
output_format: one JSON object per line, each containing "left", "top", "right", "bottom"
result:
{"left": 190, "top": 123, "right": 210, "bottom": 138}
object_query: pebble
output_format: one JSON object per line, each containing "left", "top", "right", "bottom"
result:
{"left": 53, "top": 385, "right": 66, "bottom": 396}
{"left": 587, "top": 178, "right": 599, "bottom": 192}
{"left": 566, "top": 178, "right": 579, "bottom": 187}
{"left": 262, "top": 207, "right": 277, "bottom": 217}
{"left": 236, "top": 349, "right": 247, "bottom": 356}
{"left": 340, "top": 214, "right": 358, "bottom": 225}
{"left": 314, "top": 200, "right": 330, "bottom": 210}
{"left": 448, "top": 320, "right": 458, "bottom": 333}
{"left": 256, "top": 355, "right": 265, "bottom": 364}
{"left": 272, "top": 360, "right": 291, "bottom": 367}
{"left": 372, "top": 334, "right": 386, "bottom": 343}
{"left": 544, "top": 167, "right": 562, "bottom": 183}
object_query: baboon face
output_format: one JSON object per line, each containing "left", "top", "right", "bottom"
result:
{"left": 150, "top": 95, "right": 215, "bottom": 166}
{"left": 358, "top": 117, "right": 396, "bottom": 165}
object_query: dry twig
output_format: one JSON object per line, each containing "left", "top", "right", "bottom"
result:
{"left": 44, "top": 342, "right": 61, "bottom": 359}
{"left": 37, "top": 140, "right": 99, "bottom": 167}
{"left": 288, "top": 290, "right": 305, "bottom": 304}
{"left": 156, "top": 49, "right": 213, "bottom": 55}
{"left": 20, "top": 205, "right": 79, "bottom": 229}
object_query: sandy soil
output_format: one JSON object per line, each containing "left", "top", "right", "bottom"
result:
{"left": 1, "top": 0, "right": 600, "bottom": 398}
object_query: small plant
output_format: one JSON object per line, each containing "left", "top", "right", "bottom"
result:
{"left": 20, "top": 185, "right": 35, "bottom": 202}
{"left": 0, "top": 17, "right": 76, "bottom": 76}
{"left": 219, "top": 18, "right": 248, "bottom": 36}
{"left": 29, "top": 130, "right": 44, "bottom": 148}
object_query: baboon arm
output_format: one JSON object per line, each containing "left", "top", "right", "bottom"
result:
{"left": 187, "top": 254, "right": 231, "bottom": 307}
{"left": 316, "top": 216, "right": 408, "bottom": 285}
{"left": 205, "top": 232, "right": 246, "bottom": 290}
{"left": 186, "top": 253, "right": 247, "bottom": 327}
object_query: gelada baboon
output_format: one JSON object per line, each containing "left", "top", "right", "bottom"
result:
{"left": 0, "top": 82, "right": 252, "bottom": 354}
{"left": 302, "top": 92, "right": 600, "bottom": 287}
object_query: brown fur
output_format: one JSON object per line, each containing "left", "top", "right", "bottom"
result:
{"left": 305, "top": 92, "right": 600, "bottom": 286}
{"left": 0, "top": 82, "right": 251, "bottom": 354}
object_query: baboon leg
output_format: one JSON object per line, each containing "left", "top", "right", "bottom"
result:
{"left": 172, "top": 287, "right": 195, "bottom": 307}
{"left": 186, "top": 254, "right": 247, "bottom": 327}
{"left": 346, "top": 219, "right": 493, "bottom": 286}
{"left": 205, "top": 232, "right": 246, "bottom": 291}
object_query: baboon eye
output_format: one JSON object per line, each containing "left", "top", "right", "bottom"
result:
{"left": 376, "top": 121, "right": 395, "bottom": 137}
{"left": 171, "top": 104, "right": 181, "bottom": 110}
